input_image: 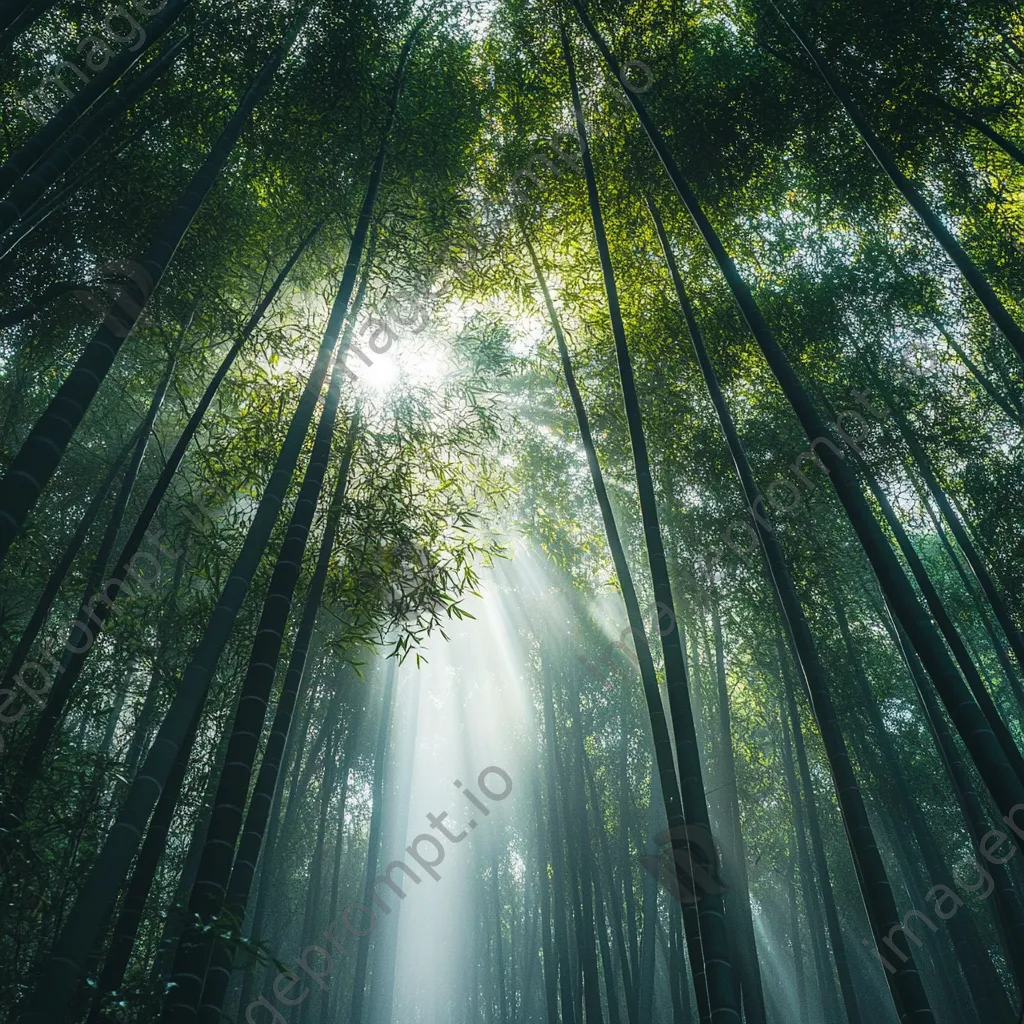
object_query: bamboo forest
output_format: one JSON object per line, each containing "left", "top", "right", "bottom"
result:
{"left": 5, "top": 0, "right": 1024, "bottom": 1021}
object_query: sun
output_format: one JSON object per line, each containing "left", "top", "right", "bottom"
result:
{"left": 360, "top": 353, "right": 400, "bottom": 393}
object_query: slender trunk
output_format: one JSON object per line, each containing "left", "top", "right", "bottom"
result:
{"left": 278, "top": 681, "right": 347, "bottom": 872}
{"left": 699, "top": 621, "right": 746, "bottom": 1014}
{"left": 664, "top": 905, "right": 684, "bottom": 1024}
{"left": 924, "top": 89, "right": 1024, "bottom": 166}
{"left": 0, "top": 147, "right": 111, "bottom": 265}
{"left": 0, "top": 9, "right": 303, "bottom": 565}
{"left": 786, "top": 850, "right": 809, "bottom": 1024}
{"left": 85, "top": 704, "right": 203, "bottom": 1024}
{"left": 878, "top": 386, "right": 1024, "bottom": 680}
{"left": 584, "top": 755, "right": 636, "bottom": 1021}
{"left": 234, "top": 675, "right": 314, "bottom": 1012}
{"left": 540, "top": 659, "right": 579, "bottom": 1024}
{"left": 0, "top": 0, "right": 52, "bottom": 47}
{"left": 637, "top": 774, "right": 661, "bottom": 1024}
{"left": 150, "top": 716, "right": 232, "bottom": 993}
{"left": 779, "top": 711, "right": 837, "bottom": 1021}
{"left": 917, "top": 485, "right": 1024, "bottom": 713}
{"left": 873, "top": 592, "right": 1024, "bottom": 999}
{"left": 561, "top": 25, "right": 738, "bottom": 1019}
{"left": 0, "top": 279, "right": 92, "bottom": 329}
{"left": 983, "top": 341, "right": 1024, "bottom": 422}
{"left": 930, "top": 322, "right": 1023, "bottom": 425}
{"left": 27, "top": 217, "right": 322, "bottom": 775}
{"left": 298, "top": 728, "right": 339, "bottom": 1024}
{"left": 525, "top": 237, "right": 708, "bottom": 1022}
{"left": 766, "top": 0, "right": 1024, "bottom": 362}
{"left": 668, "top": 902, "right": 692, "bottom": 1024}
{"left": 710, "top": 604, "right": 766, "bottom": 1024}
{"left": 779, "top": 644, "right": 864, "bottom": 1024}
{"left": 687, "top": 621, "right": 706, "bottom": 755}
{"left": 367, "top": 678, "right": 419, "bottom": 1024}
{"left": 121, "top": 551, "right": 186, "bottom": 787}
{"left": 566, "top": 669, "right": 605, "bottom": 1024}
{"left": 593, "top": 871, "right": 622, "bottom": 1024}
{"left": 0, "top": 158, "right": 92, "bottom": 266}
{"left": 532, "top": 766, "right": 559, "bottom": 1024}
{"left": 349, "top": 657, "right": 398, "bottom": 1024}
{"left": 863, "top": 792, "right": 973, "bottom": 1024}
{"left": 325, "top": 701, "right": 360, "bottom": 1024}
{"left": 618, "top": 683, "right": 640, "bottom": 1018}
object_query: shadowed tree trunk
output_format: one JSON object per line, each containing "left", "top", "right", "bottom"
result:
{"left": 584, "top": 755, "right": 636, "bottom": 1022}
{"left": 779, "top": 711, "right": 837, "bottom": 1022}
{"left": 84, "top": 703, "right": 204, "bottom": 1024}
{"left": 160, "top": 300, "right": 361, "bottom": 1019}
{"left": 149, "top": 716, "right": 233, "bottom": 996}
{"left": 366, "top": 676, "right": 420, "bottom": 1024}
{"left": 11, "top": 219, "right": 323, "bottom": 786}
{"left": 561, "top": 23, "right": 739, "bottom": 1020}
{"left": 856, "top": 461, "right": 1024, "bottom": 784}
{"left": 921, "top": 88, "right": 1024, "bottom": 167}
{"left": 618, "top": 685, "right": 640, "bottom": 1019}
{"left": 786, "top": 830, "right": 809, "bottom": 1024}
{"left": 0, "top": 349, "right": 176, "bottom": 847}
{"left": 565, "top": 664, "right": 605, "bottom": 1024}
{"left": 929, "top": 322, "right": 1023, "bottom": 425}
{"left": 915, "top": 485, "right": 1024, "bottom": 713}
{"left": 0, "top": 279, "right": 95, "bottom": 329}
{"left": 325, "top": 696, "right": 362, "bottom": 1024}
{"left": 870, "top": 590, "right": 1024, "bottom": 1003}
{"left": 234, "top": 671, "right": 317, "bottom": 1015}
{"left": 540, "top": 654, "right": 580, "bottom": 1024}
{"left": 776, "top": 648, "right": 864, "bottom": 1024}
{"left": 526, "top": 235, "right": 710, "bottom": 1023}
{"left": 873, "top": 380, "right": 1024, "bottom": 682}
{"left": 2, "top": 222, "right": 322, "bottom": 831}
{"left": 297, "top": 727, "right": 340, "bottom": 1024}
{"left": 0, "top": 0, "right": 55, "bottom": 47}
{"left": 646, "top": 188, "right": 926, "bottom": 1021}
{"left": 637, "top": 774, "right": 661, "bottom": 1024}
